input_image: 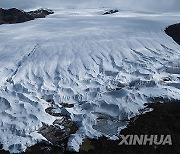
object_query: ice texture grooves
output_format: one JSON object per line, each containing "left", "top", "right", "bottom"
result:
{"left": 0, "top": 9, "right": 180, "bottom": 152}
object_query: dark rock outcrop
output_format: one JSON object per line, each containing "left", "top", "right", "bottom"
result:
{"left": 79, "top": 100, "right": 180, "bottom": 154}
{"left": 31, "top": 117, "right": 77, "bottom": 154}
{"left": 25, "top": 105, "right": 77, "bottom": 154}
{"left": 28, "top": 9, "right": 54, "bottom": 18}
{"left": 103, "top": 9, "right": 119, "bottom": 15}
{"left": 0, "top": 8, "right": 53, "bottom": 25}
{"left": 165, "top": 23, "right": 180, "bottom": 45}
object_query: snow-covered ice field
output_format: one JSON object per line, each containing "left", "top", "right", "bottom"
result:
{"left": 0, "top": 8, "right": 180, "bottom": 152}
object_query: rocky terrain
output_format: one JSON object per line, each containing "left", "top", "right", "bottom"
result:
{"left": 165, "top": 23, "right": 180, "bottom": 45}
{"left": 103, "top": 9, "right": 119, "bottom": 15}
{"left": 0, "top": 8, "right": 53, "bottom": 25}
{"left": 77, "top": 100, "right": 180, "bottom": 154}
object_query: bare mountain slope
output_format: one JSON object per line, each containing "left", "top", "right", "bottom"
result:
{"left": 0, "top": 8, "right": 53, "bottom": 24}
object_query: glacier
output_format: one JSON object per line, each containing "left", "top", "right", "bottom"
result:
{"left": 0, "top": 8, "right": 180, "bottom": 153}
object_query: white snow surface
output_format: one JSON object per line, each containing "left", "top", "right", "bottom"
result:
{"left": 0, "top": 8, "right": 180, "bottom": 152}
